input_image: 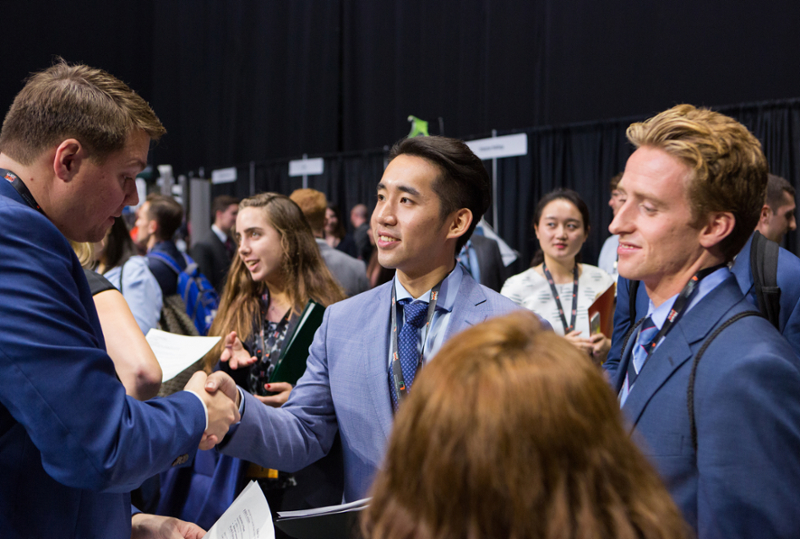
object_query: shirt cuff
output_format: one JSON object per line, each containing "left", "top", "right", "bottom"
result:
{"left": 237, "top": 387, "right": 246, "bottom": 418}
{"left": 185, "top": 390, "right": 209, "bottom": 430}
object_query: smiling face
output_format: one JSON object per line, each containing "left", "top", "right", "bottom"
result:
{"left": 371, "top": 154, "right": 460, "bottom": 281}
{"left": 609, "top": 146, "right": 707, "bottom": 301}
{"left": 534, "top": 198, "right": 588, "bottom": 265}
{"left": 236, "top": 206, "right": 285, "bottom": 286}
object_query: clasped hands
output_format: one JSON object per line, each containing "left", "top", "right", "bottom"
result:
{"left": 183, "top": 370, "right": 241, "bottom": 450}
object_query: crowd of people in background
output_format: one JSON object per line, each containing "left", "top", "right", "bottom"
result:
{"left": 3, "top": 60, "right": 800, "bottom": 539}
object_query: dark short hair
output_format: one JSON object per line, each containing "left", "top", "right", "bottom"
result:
{"left": 0, "top": 58, "right": 165, "bottom": 165}
{"left": 609, "top": 172, "right": 623, "bottom": 192}
{"left": 765, "top": 174, "right": 795, "bottom": 210}
{"left": 145, "top": 194, "right": 183, "bottom": 241}
{"left": 389, "top": 136, "right": 491, "bottom": 252}
{"left": 212, "top": 195, "right": 240, "bottom": 218}
{"left": 103, "top": 217, "right": 137, "bottom": 269}
{"left": 530, "top": 188, "right": 591, "bottom": 267}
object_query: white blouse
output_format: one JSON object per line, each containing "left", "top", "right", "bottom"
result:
{"left": 501, "top": 264, "right": 614, "bottom": 336}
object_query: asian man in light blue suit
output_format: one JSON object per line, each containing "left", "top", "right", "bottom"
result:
{"left": 606, "top": 105, "right": 800, "bottom": 539}
{"left": 209, "top": 136, "right": 534, "bottom": 501}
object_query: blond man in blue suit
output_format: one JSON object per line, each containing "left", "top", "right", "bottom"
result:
{"left": 607, "top": 105, "right": 800, "bottom": 538}
{"left": 209, "top": 136, "right": 535, "bottom": 501}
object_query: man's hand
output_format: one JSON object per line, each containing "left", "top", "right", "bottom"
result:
{"left": 255, "top": 382, "right": 293, "bottom": 408}
{"left": 220, "top": 331, "right": 257, "bottom": 369}
{"left": 184, "top": 371, "right": 239, "bottom": 450}
{"left": 131, "top": 513, "right": 205, "bottom": 539}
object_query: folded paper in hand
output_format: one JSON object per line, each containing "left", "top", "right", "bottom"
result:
{"left": 203, "top": 480, "right": 274, "bottom": 539}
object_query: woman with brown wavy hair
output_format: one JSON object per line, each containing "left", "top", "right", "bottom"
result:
{"left": 362, "top": 310, "right": 687, "bottom": 539}
{"left": 205, "top": 192, "right": 345, "bottom": 403}
{"left": 172, "top": 193, "right": 347, "bottom": 527}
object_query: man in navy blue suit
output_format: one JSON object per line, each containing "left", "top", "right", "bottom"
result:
{"left": 604, "top": 105, "right": 800, "bottom": 538}
{"left": 0, "top": 61, "right": 239, "bottom": 538}
{"left": 609, "top": 174, "right": 800, "bottom": 367}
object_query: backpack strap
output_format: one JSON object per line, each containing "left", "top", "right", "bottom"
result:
{"left": 749, "top": 231, "right": 781, "bottom": 329}
{"left": 687, "top": 310, "right": 760, "bottom": 452}
{"left": 148, "top": 250, "right": 182, "bottom": 275}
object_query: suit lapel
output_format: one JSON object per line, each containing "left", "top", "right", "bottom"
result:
{"left": 731, "top": 234, "right": 754, "bottom": 298}
{"left": 362, "top": 283, "right": 395, "bottom": 440}
{"left": 443, "top": 272, "right": 489, "bottom": 341}
{"left": 621, "top": 276, "right": 742, "bottom": 429}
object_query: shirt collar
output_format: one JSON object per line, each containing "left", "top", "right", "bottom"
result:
{"left": 647, "top": 266, "right": 730, "bottom": 330}
{"left": 393, "top": 262, "right": 463, "bottom": 313}
{"left": 211, "top": 224, "right": 228, "bottom": 243}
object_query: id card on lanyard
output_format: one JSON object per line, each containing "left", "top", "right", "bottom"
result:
{"left": 389, "top": 281, "right": 441, "bottom": 404}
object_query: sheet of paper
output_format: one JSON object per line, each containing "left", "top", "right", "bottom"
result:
{"left": 203, "top": 481, "right": 274, "bottom": 539}
{"left": 145, "top": 329, "right": 220, "bottom": 382}
{"left": 276, "top": 498, "right": 370, "bottom": 519}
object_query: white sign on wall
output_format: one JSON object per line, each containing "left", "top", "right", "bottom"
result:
{"left": 211, "top": 167, "right": 238, "bottom": 184}
{"left": 466, "top": 133, "right": 528, "bottom": 160}
{"left": 289, "top": 157, "right": 325, "bottom": 177}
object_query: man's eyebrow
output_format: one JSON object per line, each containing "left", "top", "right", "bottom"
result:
{"left": 397, "top": 185, "right": 420, "bottom": 197}
{"left": 375, "top": 182, "right": 421, "bottom": 197}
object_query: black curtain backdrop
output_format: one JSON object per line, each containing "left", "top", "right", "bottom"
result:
{"left": 3, "top": 1, "right": 800, "bottom": 267}
{"left": 211, "top": 98, "right": 800, "bottom": 275}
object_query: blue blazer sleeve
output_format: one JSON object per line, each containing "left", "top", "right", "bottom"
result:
{"left": 0, "top": 207, "right": 205, "bottom": 493}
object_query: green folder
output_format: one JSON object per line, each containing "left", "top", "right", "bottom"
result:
{"left": 269, "top": 300, "right": 325, "bottom": 385}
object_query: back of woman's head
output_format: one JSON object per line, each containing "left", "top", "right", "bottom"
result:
{"left": 363, "top": 311, "right": 687, "bottom": 539}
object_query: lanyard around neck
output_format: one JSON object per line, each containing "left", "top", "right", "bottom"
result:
{"left": 2, "top": 168, "right": 44, "bottom": 215}
{"left": 542, "top": 261, "right": 579, "bottom": 334}
{"left": 642, "top": 263, "right": 726, "bottom": 355}
{"left": 389, "top": 280, "right": 442, "bottom": 404}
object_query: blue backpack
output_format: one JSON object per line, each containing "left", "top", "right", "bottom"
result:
{"left": 148, "top": 251, "right": 220, "bottom": 335}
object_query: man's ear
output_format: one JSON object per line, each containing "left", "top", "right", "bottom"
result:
{"left": 147, "top": 219, "right": 159, "bottom": 237}
{"left": 699, "top": 211, "right": 735, "bottom": 250}
{"left": 446, "top": 208, "right": 473, "bottom": 242}
{"left": 759, "top": 204, "right": 772, "bottom": 226}
{"left": 53, "top": 139, "right": 84, "bottom": 182}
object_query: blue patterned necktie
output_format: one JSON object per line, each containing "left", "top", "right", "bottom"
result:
{"left": 389, "top": 299, "right": 430, "bottom": 410}
{"left": 627, "top": 316, "right": 658, "bottom": 388}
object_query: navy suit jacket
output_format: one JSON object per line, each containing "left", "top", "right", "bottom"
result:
{"left": 0, "top": 180, "right": 205, "bottom": 539}
{"left": 222, "top": 272, "right": 521, "bottom": 501}
{"left": 607, "top": 233, "right": 800, "bottom": 375}
{"left": 191, "top": 230, "right": 232, "bottom": 294}
{"left": 611, "top": 275, "right": 800, "bottom": 538}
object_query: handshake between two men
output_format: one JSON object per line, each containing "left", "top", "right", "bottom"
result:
{"left": 183, "top": 371, "right": 242, "bottom": 450}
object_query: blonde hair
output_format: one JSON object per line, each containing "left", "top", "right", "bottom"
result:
{"left": 627, "top": 104, "right": 768, "bottom": 261}
{"left": 70, "top": 241, "right": 95, "bottom": 269}
{"left": 363, "top": 311, "right": 688, "bottom": 539}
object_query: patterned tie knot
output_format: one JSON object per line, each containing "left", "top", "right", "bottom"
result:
{"left": 401, "top": 299, "right": 429, "bottom": 329}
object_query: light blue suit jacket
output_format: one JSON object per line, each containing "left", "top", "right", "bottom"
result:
{"left": 612, "top": 276, "right": 800, "bottom": 538}
{"left": 221, "top": 273, "right": 520, "bottom": 501}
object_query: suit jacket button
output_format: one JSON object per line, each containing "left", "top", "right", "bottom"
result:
{"left": 172, "top": 454, "right": 189, "bottom": 467}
